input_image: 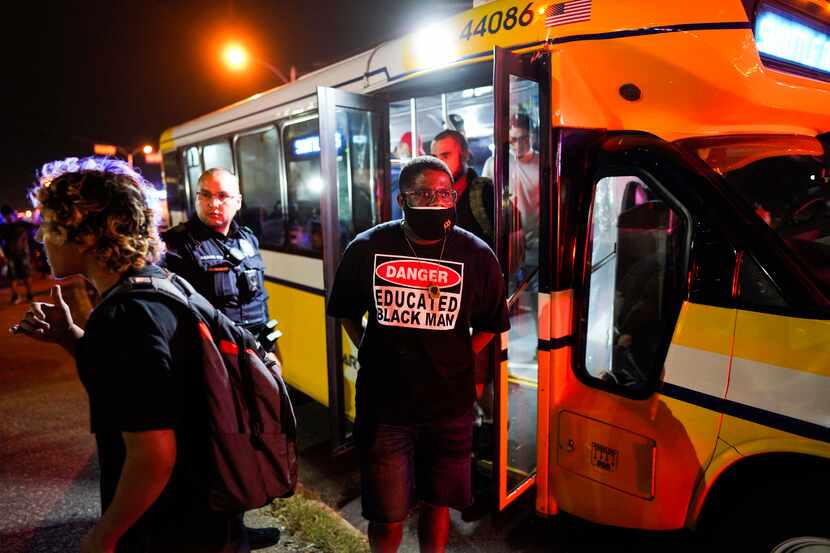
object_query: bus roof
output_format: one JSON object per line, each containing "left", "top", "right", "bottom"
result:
{"left": 161, "top": 0, "right": 830, "bottom": 151}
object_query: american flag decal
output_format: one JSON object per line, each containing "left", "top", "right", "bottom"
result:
{"left": 545, "top": 0, "right": 592, "bottom": 27}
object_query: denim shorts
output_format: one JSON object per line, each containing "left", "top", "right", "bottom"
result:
{"left": 358, "top": 410, "right": 474, "bottom": 523}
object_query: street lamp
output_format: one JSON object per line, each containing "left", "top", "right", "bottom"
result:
{"left": 222, "top": 43, "right": 296, "bottom": 85}
{"left": 93, "top": 143, "right": 154, "bottom": 167}
{"left": 127, "top": 145, "right": 154, "bottom": 168}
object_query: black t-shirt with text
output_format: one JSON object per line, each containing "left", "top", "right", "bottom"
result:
{"left": 327, "top": 220, "right": 509, "bottom": 425}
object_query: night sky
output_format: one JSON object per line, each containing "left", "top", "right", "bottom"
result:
{"left": 5, "top": 0, "right": 472, "bottom": 210}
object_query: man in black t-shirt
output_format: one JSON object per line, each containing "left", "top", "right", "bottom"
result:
{"left": 13, "top": 157, "right": 247, "bottom": 553}
{"left": 327, "top": 156, "right": 509, "bottom": 553}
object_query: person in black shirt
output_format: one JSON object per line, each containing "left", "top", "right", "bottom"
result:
{"left": 327, "top": 156, "right": 509, "bottom": 553}
{"left": 12, "top": 157, "right": 247, "bottom": 553}
{"left": 430, "top": 130, "right": 494, "bottom": 247}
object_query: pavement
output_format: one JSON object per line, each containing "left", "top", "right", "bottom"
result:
{"left": 0, "top": 274, "right": 702, "bottom": 552}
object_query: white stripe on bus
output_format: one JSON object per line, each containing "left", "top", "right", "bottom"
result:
{"left": 728, "top": 356, "right": 830, "bottom": 429}
{"left": 663, "top": 344, "right": 730, "bottom": 399}
{"left": 261, "top": 250, "right": 324, "bottom": 292}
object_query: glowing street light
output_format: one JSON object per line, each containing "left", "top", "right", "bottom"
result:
{"left": 221, "top": 42, "right": 295, "bottom": 85}
{"left": 94, "top": 143, "right": 153, "bottom": 167}
{"left": 127, "top": 144, "right": 153, "bottom": 167}
{"left": 223, "top": 43, "right": 249, "bottom": 71}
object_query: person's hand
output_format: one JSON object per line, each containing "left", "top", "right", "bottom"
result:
{"left": 80, "top": 525, "right": 116, "bottom": 553}
{"left": 10, "top": 284, "right": 75, "bottom": 343}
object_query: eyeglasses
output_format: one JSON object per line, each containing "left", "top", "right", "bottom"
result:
{"left": 402, "top": 188, "right": 457, "bottom": 205}
{"left": 509, "top": 134, "right": 530, "bottom": 144}
{"left": 197, "top": 190, "right": 240, "bottom": 204}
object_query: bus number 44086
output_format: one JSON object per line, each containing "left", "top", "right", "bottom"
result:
{"left": 459, "top": 2, "right": 535, "bottom": 41}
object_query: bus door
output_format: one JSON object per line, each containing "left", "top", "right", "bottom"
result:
{"left": 317, "top": 86, "right": 390, "bottom": 452}
{"left": 491, "top": 47, "right": 551, "bottom": 510}
{"left": 545, "top": 133, "right": 732, "bottom": 528}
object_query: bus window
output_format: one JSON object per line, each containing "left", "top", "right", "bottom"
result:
{"left": 446, "top": 86, "right": 494, "bottom": 176}
{"left": 390, "top": 100, "right": 414, "bottom": 221}
{"left": 739, "top": 254, "right": 787, "bottom": 309}
{"left": 416, "top": 94, "right": 444, "bottom": 153}
{"left": 684, "top": 135, "right": 830, "bottom": 300}
{"left": 282, "top": 117, "right": 324, "bottom": 254}
{"left": 501, "top": 77, "right": 541, "bottom": 295}
{"left": 584, "top": 177, "right": 688, "bottom": 390}
{"left": 236, "top": 127, "right": 285, "bottom": 249}
{"left": 203, "top": 140, "right": 234, "bottom": 173}
{"left": 183, "top": 146, "right": 202, "bottom": 210}
{"left": 335, "top": 108, "right": 380, "bottom": 246}
{"left": 162, "top": 151, "right": 185, "bottom": 210}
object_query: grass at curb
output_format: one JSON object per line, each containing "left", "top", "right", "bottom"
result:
{"left": 269, "top": 486, "right": 369, "bottom": 553}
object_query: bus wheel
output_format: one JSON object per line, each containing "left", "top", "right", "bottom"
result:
{"left": 702, "top": 472, "right": 829, "bottom": 550}
{"left": 770, "top": 537, "right": 830, "bottom": 553}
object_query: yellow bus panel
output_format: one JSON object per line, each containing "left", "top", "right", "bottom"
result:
{"left": 265, "top": 281, "right": 328, "bottom": 405}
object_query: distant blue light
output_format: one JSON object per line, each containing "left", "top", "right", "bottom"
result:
{"left": 755, "top": 9, "right": 830, "bottom": 75}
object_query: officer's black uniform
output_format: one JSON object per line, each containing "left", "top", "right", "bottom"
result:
{"left": 161, "top": 218, "right": 269, "bottom": 336}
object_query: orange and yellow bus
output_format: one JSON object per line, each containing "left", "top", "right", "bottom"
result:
{"left": 161, "top": 0, "right": 830, "bottom": 547}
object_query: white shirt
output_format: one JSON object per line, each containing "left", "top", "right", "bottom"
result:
{"left": 483, "top": 151, "right": 540, "bottom": 243}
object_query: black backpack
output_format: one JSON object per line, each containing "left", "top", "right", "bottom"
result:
{"left": 106, "top": 271, "right": 298, "bottom": 512}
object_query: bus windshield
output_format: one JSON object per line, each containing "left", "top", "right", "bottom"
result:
{"left": 683, "top": 135, "right": 830, "bottom": 296}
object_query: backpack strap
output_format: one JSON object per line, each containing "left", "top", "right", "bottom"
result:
{"left": 103, "top": 271, "right": 189, "bottom": 308}
{"left": 105, "top": 270, "right": 278, "bottom": 374}
{"left": 101, "top": 270, "right": 222, "bottom": 329}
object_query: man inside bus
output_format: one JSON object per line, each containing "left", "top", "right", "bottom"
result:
{"left": 327, "top": 156, "right": 509, "bottom": 553}
{"left": 430, "top": 130, "right": 494, "bottom": 247}
{"left": 483, "top": 112, "right": 541, "bottom": 267}
{"left": 160, "top": 168, "right": 281, "bottom": 549}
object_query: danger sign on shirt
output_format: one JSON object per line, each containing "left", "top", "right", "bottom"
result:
{"left": 373, "top": 254, "right": 464, "bottom": 330}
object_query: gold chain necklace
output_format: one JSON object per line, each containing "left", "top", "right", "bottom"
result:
{"left": 401, "top": 221, "right": 447, "bottom": 300}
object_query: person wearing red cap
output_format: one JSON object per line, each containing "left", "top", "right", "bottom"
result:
{"left": 394, "top": 131, "right": 425, "bottom": 160}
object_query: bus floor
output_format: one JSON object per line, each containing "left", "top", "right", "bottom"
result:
{"left": 292, "top": 389, "right": 704, "bottom": 552}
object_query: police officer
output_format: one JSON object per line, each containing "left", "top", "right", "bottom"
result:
{"left": 162, "top": 168, "right": 271, "bottom": 340}
{"left": 161, "top": 167, "right": 279, "bottom": 548}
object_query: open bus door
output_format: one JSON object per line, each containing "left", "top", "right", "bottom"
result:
{"left": 491, "top": 46, "right": 552, "bottom": 510}
{"left": 318, "top": 86, "right": 390, "bottom": 453}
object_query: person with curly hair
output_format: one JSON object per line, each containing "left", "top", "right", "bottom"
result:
{"left": 11, "top": 157, "right": 249, "bottom": 553}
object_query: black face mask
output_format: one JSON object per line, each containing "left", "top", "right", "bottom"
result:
{"left": 402, "top": 205, "right": 456, "bottom": 241}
